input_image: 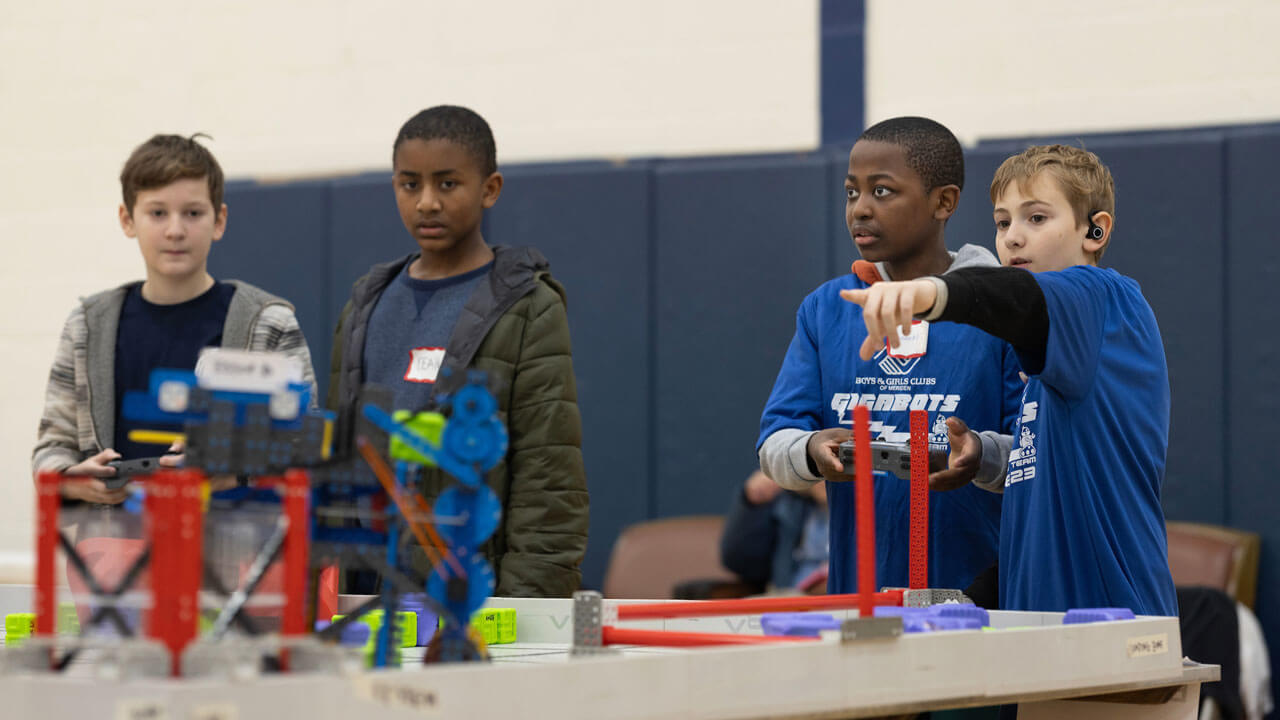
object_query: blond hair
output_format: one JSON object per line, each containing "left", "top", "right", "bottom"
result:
{"left": 990, "top": 144, "right": 1116, "bottom": 262}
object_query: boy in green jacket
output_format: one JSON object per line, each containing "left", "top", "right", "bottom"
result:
{"left": 327, "top": 106, "right": 588, "bottom": 597}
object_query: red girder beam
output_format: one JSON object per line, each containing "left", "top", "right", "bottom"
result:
{"left": 35, "top": 472, "right": 60, "bottom": 640}
{"left": 146, "top": 469, "right": 205, "bottom": 677}
{"left": 601, "top": 626, "right": 818, "bottom": 647}
{"left": 614, "top": 591, "right": 904, "bottom": 620}
{"left": 853, "top": 405, "right": 875, "bottom": 618}
{"left": 909, "top": 409, "right": 929, "bottom": 590}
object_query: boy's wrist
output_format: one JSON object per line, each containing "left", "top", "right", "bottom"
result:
{"left": 918, "top": 277, "right": 949, "bottom": 321}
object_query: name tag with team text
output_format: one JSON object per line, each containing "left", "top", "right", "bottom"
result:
{"left": 405, "top": 347, "right": 446, "bottom": 384}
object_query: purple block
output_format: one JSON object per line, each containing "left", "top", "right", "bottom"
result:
{"left": 760, "top": 612, "right": 841, "bottom": 637}
{"left": 873, "top": 606, "right": 930, "bottom": 619}
{"left": 931, "top": 603, "right": 990, "bottom": 627}
{"left": 901, "top": 615, "right": 982, "bottom": 634}
{"left": 400, "top": 594, "right": 437, "bottom": 646}
{"left": 1063, "top": 607, "right": 1136, "bottom": 624}
{"left": 315, "top": 619, "right": 372, "bottom": 647}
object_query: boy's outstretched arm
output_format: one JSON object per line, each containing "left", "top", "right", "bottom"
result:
{"left": 839, "top": 268, "right": 1049, "bottom": 372}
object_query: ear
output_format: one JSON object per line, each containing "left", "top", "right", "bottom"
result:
{"left": 212, "top": 203, "right": 228, "bottom": 242}
{"left": 1084, "top": 211, "right": 1112, "bottom": 256}
{"left": 481, "top": 171, "right": 504, "bottom": 209}
{"left": 118, "top": 204, "right": 137, "bottom": 238}
{"left": 932, "top": 184, "right": 960, "bottom": 221}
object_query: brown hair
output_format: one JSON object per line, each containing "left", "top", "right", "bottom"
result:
{"left": 990, "top": 144, "right": 1116, "bottom": 261}
{"left": 120, "top": 134, "right": 224, "bottom": 214}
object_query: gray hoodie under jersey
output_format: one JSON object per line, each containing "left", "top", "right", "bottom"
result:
{"left": 758, "top": 243, "right": 1008, "bottom": 490}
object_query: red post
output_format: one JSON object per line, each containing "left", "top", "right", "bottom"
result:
{"left": 146, "top": 469, "right": 205, "bottom": 677}
{"left": 279, "top": 469, "right": 310, "bottom": 671}
{"left": 35, "top": 472, "right": 61, "bottom": 639}
{"left": 909, "top": 410, "right": 929, "bottom": 589}
{"left": 853, "top": 405, "right": 875, "bottom": 618}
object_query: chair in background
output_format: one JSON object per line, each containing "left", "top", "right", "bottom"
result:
{"left": 1166, "top": 521, "right": 1261, "bottom": 609}
{"left": 1166, "top": 522, "right": 1266, "bottom": 720}
{"left": 602, "top": 515, "right": 755, "bottom": 599}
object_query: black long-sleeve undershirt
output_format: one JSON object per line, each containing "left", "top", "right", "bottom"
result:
{"left": 935, "top": 267, "right": 1049, "bottom": 374}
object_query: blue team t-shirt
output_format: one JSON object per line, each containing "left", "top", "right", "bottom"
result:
{"left": 1000, "top": 265, "right": 1178, "bottom": 616}
{"left": 114, "top": 281, "right": 235, "bottom": 459}
{"left": 759, "top": 275, "right": 1024, "bottom": 593}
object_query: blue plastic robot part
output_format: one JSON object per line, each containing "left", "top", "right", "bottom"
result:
{"left": 360, "top": 373, "right": 508, "bottom": 664}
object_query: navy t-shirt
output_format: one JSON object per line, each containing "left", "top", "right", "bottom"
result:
{"left": 113, "top": 282, "right": 235, "bottom": 459}
{"left": 363, "top": 261, "right": 491, "bottom": 412}
{"left": 1000, "top": 266, "right": 1178, "bottom": 616}
{"left": 759, "top": 274, "right": 1025, "bottom": 593}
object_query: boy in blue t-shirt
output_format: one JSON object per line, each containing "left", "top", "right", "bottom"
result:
{"left": 757, "top": 117, "right": 1025, "bottom": 596}
{"left": 840, "top": 144, "right": 1178, "bottom": 616}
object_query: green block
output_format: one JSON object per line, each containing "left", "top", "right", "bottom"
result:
{"left": 5, "top": 613, "right": 35, "bottom": 646}
{"left": 436, "top": 608, "right": 517, "bottom": 645}
{"left": 476, "top": 608, "right": 517, "bottom": 644}
{"left": 475, "top": 611, "right": 497, "bottom": 644}
{"left": 57, "top": 603, "right": 80, "bottom": 635}
{"left": 388, "top": 410, "right": 446, "bottom": 465}
{"left": 452, "top": 608, "right": 517, "bottom": 645}
{"left": 332, "top": 609, "right": 417, "bottom": 649}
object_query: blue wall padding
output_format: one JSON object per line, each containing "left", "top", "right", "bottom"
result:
{"left": 325, "top": 171, "right": 408, "bottom": 392}
{"left": 485, "top": 161, "right": 654, "bottom": 594}
{"left": 213, "top": 180, "right": 332, "bottom": 390}
{"left": 1225, "top": 128, "right": 1280, "bottom": 680}
{"left": 825, "top": 145, "right": 860, "bottom": 279}
{"left": 820, "top": 0, "right": 866, "bottom": 147}
{"left": 651, "top": 154, "right": 833, "bottom": 517}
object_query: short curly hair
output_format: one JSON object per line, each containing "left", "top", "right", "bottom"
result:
{"left": 858, "top": 116, "right": 965, "bottom": 192}
{"left": 393, "top": 105, "right": 497, "bottom": 176}
{"left": 990, "top": 144, "right": 1116, "bottom": 261}
{"left": 120, "top": 134, "right": 223, "bottom": 214}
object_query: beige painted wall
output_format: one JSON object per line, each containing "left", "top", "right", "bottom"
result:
{"left": 0, "top": 0, "right": 819, "bottom": 579}
{"left": 865, "top": 0, "right": 1280, "bottom": 144}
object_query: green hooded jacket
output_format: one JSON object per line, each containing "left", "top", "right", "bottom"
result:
{"left": 327, "top": 246, "right": 588, "bottom": 597}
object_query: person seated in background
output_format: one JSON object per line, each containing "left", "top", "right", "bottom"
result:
{"left": 719, "top": 469, "right": 829, "bottom": 594}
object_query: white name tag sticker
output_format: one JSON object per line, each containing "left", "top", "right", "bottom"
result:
{"left": 886, "top": 320, "right": 928, "bottom": 359}
{"left": 405, "top": 347, "right": 446, "bottom": 384}
{"left": 195, "top": 348, "right": 303, "bottom": 393}
{"left": 1126, "top": 633, "right": 1170, "bottom": 658}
